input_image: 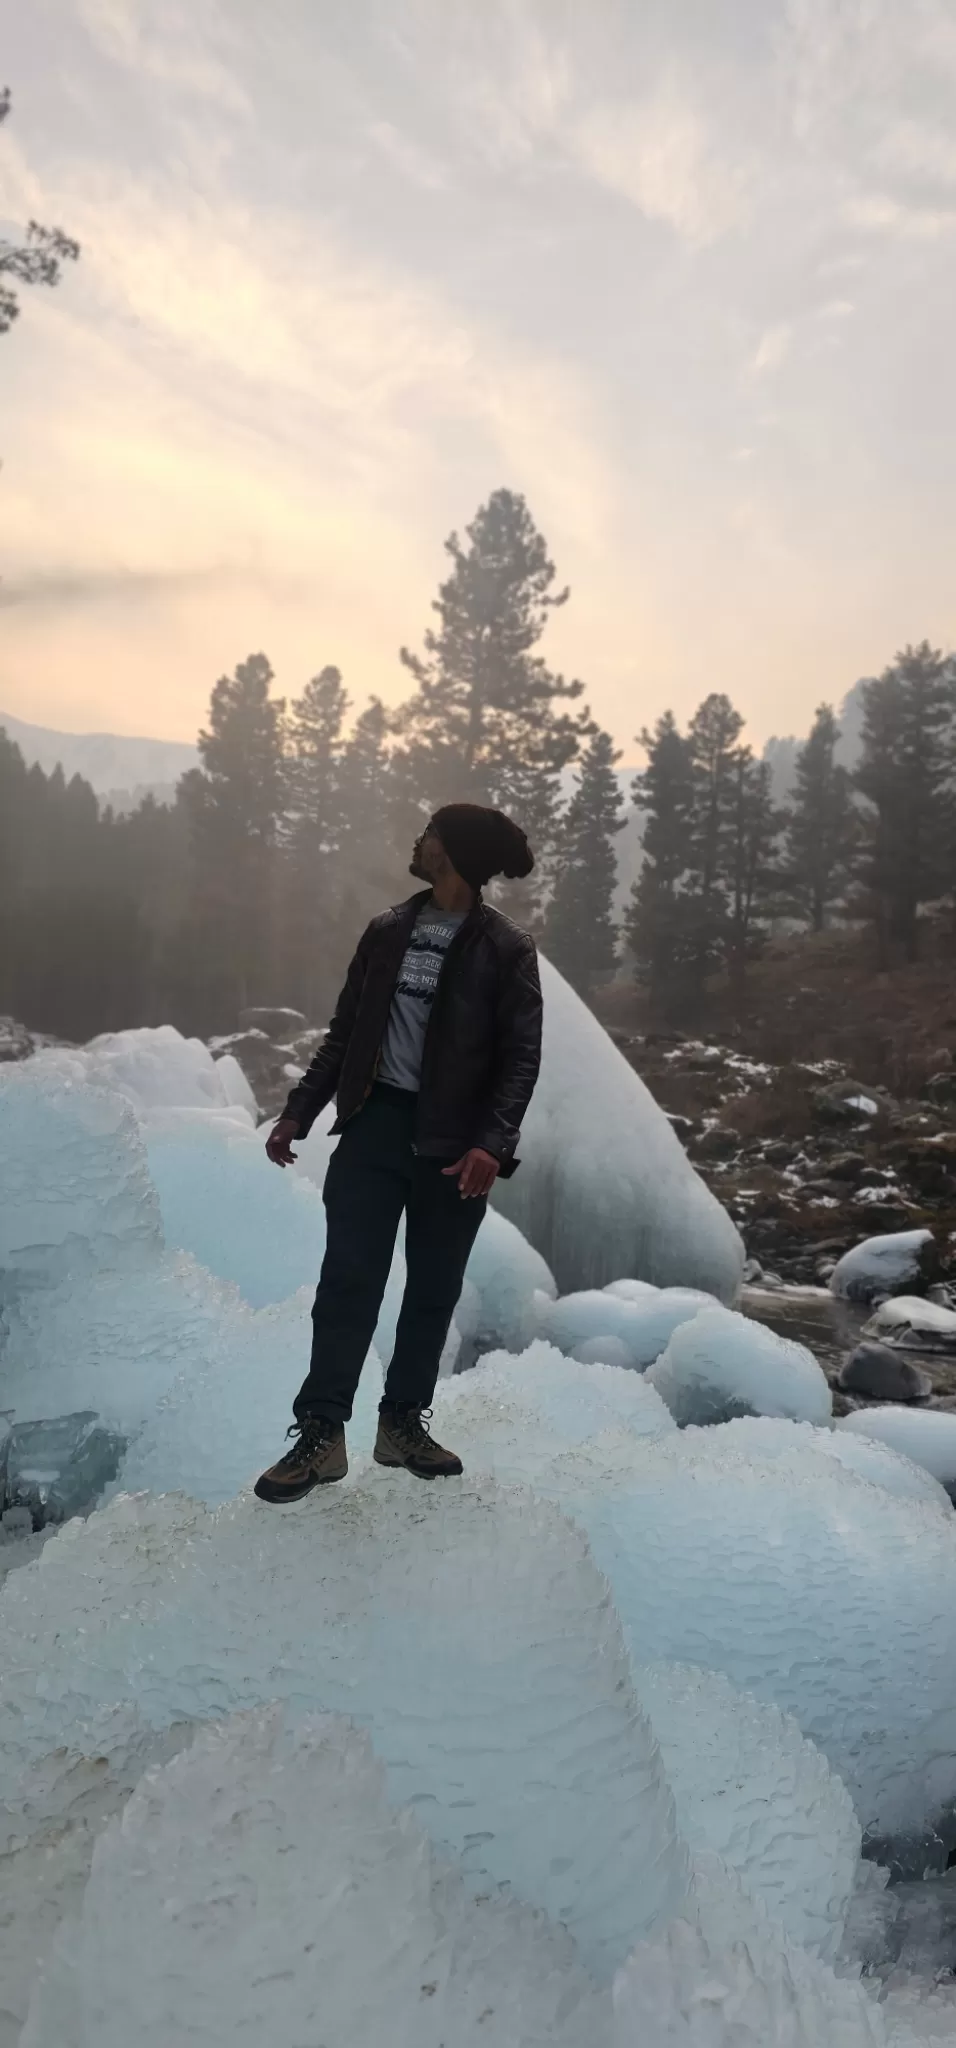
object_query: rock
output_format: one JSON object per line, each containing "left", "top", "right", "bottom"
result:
{"left": 0, "top": 1015, "right": 36, "bottom": 1062}
{"left": 812, "top": 1080, "right": 892, "bottom": 1124}
{"left": 0, "top": 1413, "right": 11, "bottom": 1510}
{"left": 923, "top": 1071, "right": 956, "bottom": 1108}
{"left": 665, "top": 1113, "right": 695, "bottom": 1141}
{"left": 826, "top": 1152, "right": 867, "bottom": 1183}
{"left": 862, "top": 1295, "right": 956, "bottom": 1353}
{"left": 830, "top": 1228, "right": 940, "bottom": 1305}
{"left": 762, "top": 1140, "right": 796, "bottom": 1166}
{"left": 209, "top": 1021, "right": 324, "bottom": 1119}
{"left": 0, "top": 1504, "right": 33, "bottom": 1539}
{"left": 889, "top": 1108, "right": 946, "bottom": 1137}
{"left": 693, "top": 1125, "right": 741, "bottom": 1159}
{"left": 838, "top": 1342, "right": 933, "bottom": 1404}
{"left": 238, "top": 1006, "right": 309, "bottom": 1038}
{"left": 5, "top": 1412, "right": 126, "bottom": 1528}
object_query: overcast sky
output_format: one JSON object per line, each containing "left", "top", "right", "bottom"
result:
{"left": 2, "top": 0, "right": 956, "bottom": 755}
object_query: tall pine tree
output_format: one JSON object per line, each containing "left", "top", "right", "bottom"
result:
{"left": 782, "top": 703, "right": 856, "bottom": 930}
{"left": 543, "top": 728, "right": 624, "bottom": 993}
{"left": 683, "top": 693, "right": 746, "bottom": 991}
{"left": 725, "top": 749, "right": 780, "bottom": 988}
{"left": 396, "top": 488, "right": 591, "bottom": 893}
{"left": 281, "top": 666, "right": 350, "bottom": 1021}
{"left": 178, "top": 652, "right": 286, "bottom": 1023}
{"left": 854, "top": 643, "right": 955, "bottom": 962}
{"left": 625, "top": 710, "right": 695, "bottom": 1014}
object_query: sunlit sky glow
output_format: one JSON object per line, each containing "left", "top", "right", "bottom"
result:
{"left": 2, "top": 0, "right": 956, "bottom": 753}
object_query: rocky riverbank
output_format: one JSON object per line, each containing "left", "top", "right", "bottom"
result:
{"left": 609, "top": 1026, "right": 956, "bottom": 1288}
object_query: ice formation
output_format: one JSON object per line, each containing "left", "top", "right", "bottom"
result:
{"left": 838, "top": 1407, "right": 956, "bottom": 1501}
{"left": 706, "top": 1414, "right": 954, "bottom": 1516}
{"left": 492, "top": 955, "right": 745, "bottom": 1300}
{"left": 20, "top": 1709, "right": 604, "bottom": 2048}
{"left": 635, "top": 1662, "right": 860, "bottom": 1959}
{"left": 5, "top": 1024, "right": 956, "bottom": 2043}
{"left": 143, "top": 1106, "right": 328, "bottom": 1308}
{"left": 646, "top": 1306, "right": 832, "bottom": 1426}
{"left": 536, "top": 1418, "right": 956, "bottom": 1846}
{"left": 539, "top": 1286, "right": 715, "bottom": 1370}
{"left": 23, "top": 1023, "right": 256, "bottom": 1119}
{"left": 0, "top": 1479, "right": 689, "bottom": 1981}
{"left": 0, "top": 1069, "right": 161, "bottom": 1299}
{"left": 611, "top": 1856, "right": 890, "bottom": 2048}
{"left": 830, "top": 1230, "right": 935, "bottom": 1304}
{"left": 17, "top": 1717, "right": 909, "bottom": 2048}
{"left": 433, "top": 1344, "right": 676, "bottom": 1486}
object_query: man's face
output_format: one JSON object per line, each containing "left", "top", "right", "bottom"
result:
{"left": 409, "top": 824, "right": 443, "bottom": 882}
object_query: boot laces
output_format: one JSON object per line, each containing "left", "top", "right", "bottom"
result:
{"left": 396, "top": 1406, "right": 433, "bottom": 1446}
{"left": 274, "top": 1420, "right": 334, "bottom": 1472}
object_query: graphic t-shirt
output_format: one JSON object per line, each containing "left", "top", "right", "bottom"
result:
{"left": 377, "top": 902, "right": 466, "bottom": 1092}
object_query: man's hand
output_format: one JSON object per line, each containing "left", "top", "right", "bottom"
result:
{"left": 442, "top": 1147, "right": 500, "bottom": 1198}
{"left": 265, "top": 1117, "right": 300, "bottom": 1168}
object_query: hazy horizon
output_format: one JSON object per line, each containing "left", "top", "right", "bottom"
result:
{"left": 3, "top": 0, "right": 956, "bottom": 753}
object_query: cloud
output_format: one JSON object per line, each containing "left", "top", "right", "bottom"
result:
{"left": 877, "top": 118, "right": 956, "bottom": 189}
{"left": 77, "top": 0, "right": 250, "bottom": 113}
{"left": 843, "top": 191, "right": 956, "bottom": 238}
{"left": 0, "top": 566, "right": 248, "bottom": 611}
{"left": 750, "top": 324, "right": 792, "bottom": 376}
{"left": 366, "top": 121, "right": 450, "bottom": 191}
{"left": 570, "top": 86, "right": 750, "bottom": 243}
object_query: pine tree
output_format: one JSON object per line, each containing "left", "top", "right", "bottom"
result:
{"left": 281, "top": 667, "right": 350, "bottom": 1019}
{"left": 782, "top": 703, "right": 856, "bottom": 930}
{"left": 396, "top": 489, "right": 591, "bottom": 892}
{"left": 683, "top": 693, "right": 746, "bottom": 990}
{"left": 855, "top": 643, "right": 955, "bottom": 962}
{"left": 543, "top": 728, "right": 624, "bottom": 993}
{"left": 0, "top": 90, "right": 80, "bottom": 336}
{"left": 625, "top": 710, "right": 695, "bottom": 1013}
{"left": 725, "top": 750, "right": 781, "bottom": 987}
{"left": 178, "top": 652, "right": 286, "bottom": 1021}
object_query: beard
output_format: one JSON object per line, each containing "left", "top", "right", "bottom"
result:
{"left": 408, "top": 851, "right": 427, "bottom": 880}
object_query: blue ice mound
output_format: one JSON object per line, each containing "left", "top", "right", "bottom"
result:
{"left": 492, "top": 957, "right": 745, "bottom": 1301}
{"left": 20, "top": 1708, "right": 605, "bottom": 2048}
{"left": 647, "top": 1306, "right": 832, "bottom": 1426}
{"left": 0, "top": 1477, "right": 689, "bottom": 1979}
{"left": 540, "top": 1419, "right": 956, "bottom": 1846}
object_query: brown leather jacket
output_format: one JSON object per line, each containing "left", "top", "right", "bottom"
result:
{"left": 280, "top": 890, "right": 542, "bottom": 1175}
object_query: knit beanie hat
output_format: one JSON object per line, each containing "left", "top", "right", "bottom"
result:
{"left": 430, "top": 803, "right": 534, "bottom": 891}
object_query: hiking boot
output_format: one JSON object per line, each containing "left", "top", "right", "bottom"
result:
{"left": 254, "top": 1419, "right": 347, "bottom": 1503}
{"left": 374, "top": 1404, "right": 463, "bottom": 1479}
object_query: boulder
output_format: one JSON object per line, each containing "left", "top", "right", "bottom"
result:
{"left": 838, "top": 1342, "right": 933, "bottom": 1404}
{"left": 238, "top": 1006, "right": 309, "bottom": 1038}
{"left": 830, "top": 1228, "right": 940, "bottom": 1305}
{"left": 0, "top": 1016, "right": 36, "bottom": 1063}
{"left": 923, "top": 1070, "right": 956, "bottom": 1108}
{"left": 5, "top": 1412, "right": 126, "bottom": 1527}
{"left": 693, "top": 1124, "right": 741, "bottom": 1159}
{"left": 862, "top": 1295, "right": 956, "bottom": 1354}
{"left": 826, "top": 1152, "right": 867, "bottom": 1183}
{"left": 0, "top": 1413, "right": 11, "bottom": 1509}
{"left": 812, "top": 1080, "right": 894, "bottom": 1125}
{"left": 762, "top": 1140, "right": 797, "bottom": 1166}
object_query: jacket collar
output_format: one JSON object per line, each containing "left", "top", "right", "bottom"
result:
{"left": 391, "top": 888, "right": 487, "bottom": 933}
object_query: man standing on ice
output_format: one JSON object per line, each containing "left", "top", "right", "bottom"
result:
{"left": 255, "top": 803, "right": 542, "bottom": 1503}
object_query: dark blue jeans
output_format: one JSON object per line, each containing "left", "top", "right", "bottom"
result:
{"left": 293, "top": 1084, "right": 487, "bottom": 1426}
